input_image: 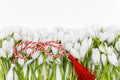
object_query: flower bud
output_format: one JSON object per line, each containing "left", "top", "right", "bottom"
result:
{"left": 6, "top": 64, "right": 15, "bottom": 80}
{"left": 70, "top": 48, "right": 80, "bottom": 59}
{"left": 64, "top": 42, "right": 73, "bottom": 51}
{"left": 92, "top": 48, "right": 100, "bottom": 64}
{"left": 108, "top": 53, "right": 118, "bottom": 66}
{"left": 101, "top": 54, "right": 107, "bottom": 65}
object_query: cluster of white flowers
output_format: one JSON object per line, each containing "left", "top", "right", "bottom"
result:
{"left": 0, "top": 26, "right": 120, "bottom": 80}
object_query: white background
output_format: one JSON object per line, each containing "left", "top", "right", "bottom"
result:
{"left": 0, "top": 0, "right": 120, "bottom": 30}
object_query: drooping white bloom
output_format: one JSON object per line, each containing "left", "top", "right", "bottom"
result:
{"left": 18, "top": 58, "right": 24, "bottom": 66}
{"left": 2, "top": 39, "right": 14, "bottom": 58}
{"left": 64, "top": 42, "right": 73, "bottom": 51}
{"left": 57, "top": 30, "right": 64, "bottom": 42}
{"left": 115, "top": 39, "right": 120, "bottom": 52}
{"left": 35, "top": 70, "right": 38, "bottom": 78}
{"left": 108, "top": 53, "right": 118, "bottom": 66}
{"left": 107, "top": 33, "right": 116, "bottom": 43}
{"left": 79, "top": 38, "right": 90, "bottom": 59}
{"left": 43, "top": 65, "right": 46, "bottom": 80}
{"left": 78, "top": 29, "right": 86, "bottom": 41}
{"left": 56, "top": 65, "right": 62, "bottom": 80}
{"left": 52, "top": 47, "right": 58, "bottom": 55}
{"left": 101, "top": 54, "right": 107, "bottom": 65}
{"left": 99, "top": 32, "right": 109, "bottom": 42}
{"left": 99, "top": 45, "right": 105, "bottom": 53}
{"left": 74, "top": 42, "right": 80, "bottom": 51}
{"left": 6, "top": 64, "right": 15, "bottom": 80}
{"left": 88, "top": 26, "right": 100, "bottom": 38}
{"left": 106, "top": 46, "right": 113, "bottom": 55}
{"left": 23, "top": 66, "right": 27, "bottom": 77}
{"left": 38, "top": 54, "right": 43, "bottom": 65}
{"left": 99, "top": 43, "right": 113, "bottom": 55}
{"left": 70, "top": 48, "right": 80, "bottom": 59}
{"left": 46, "top": 56, "right": 53, "bottom": 63}
{"left": 0, "top": 48, "right": 6, "bottom": 58}
{"left": 32, "top": 32, "right": 39, "bottom": 42}
{"left": 14, "top": 33, "right": 21, "bottom": 41}
{"left": 92, "top": 48, "right": 100, "bottom": 64}
{"left": 31, "top": 51, "right": 40, "bottom": 59}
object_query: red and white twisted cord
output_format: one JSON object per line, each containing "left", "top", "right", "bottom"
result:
{"left": 13, "top": 41, "right": 67, "bottom": 63}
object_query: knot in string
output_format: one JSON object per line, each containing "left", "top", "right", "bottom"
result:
{"left": 13, "top": 41, "right": 67, "bottom": 63}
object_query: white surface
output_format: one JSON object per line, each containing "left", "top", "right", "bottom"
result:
{"left": 0, "top": 0, "right": 120, "bottom": 29}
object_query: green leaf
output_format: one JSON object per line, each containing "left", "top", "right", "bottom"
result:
{"left": 0, "top": 39, "right": 2, "bottom": 48}
{"left": 62, "top": 55, "right": 67, "bottom": 72}
{"left": 10, "top": 32, "right": 14, "bottom": 38}
{"left": 116, "top": 66, "right": 120, "bottom": 72}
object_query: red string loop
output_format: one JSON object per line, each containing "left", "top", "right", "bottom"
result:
{"left": 13, "top": 41, "right": 66, "bottom": 63}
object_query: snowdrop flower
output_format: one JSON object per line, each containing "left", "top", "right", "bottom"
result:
{"left": 99, "top": 43, "right": 113, "bottom": 55}
{"left": 108, "top": 53, "right": 118, "bottom": 66}
{"left": 63, "top": 32, "right": 75, "bottom": 44}
{"left": 99, "top": 32, "right": 109, "bottom": 42}
{"left": 107, "top": 33, "right": 116, "bottom": 43}
{"left": 18, "top": 58, "right": 24, "bottom": 66}
{"left": 52, "top": 47, "right": 58, "bottom": 55}
{"left": 79, "top": 38, "right": 90, "bottom": 59}
{"left": 57, "top": 30, "right": 64, "bottom": 42}
{"left": 38, "top": 54, "right": 43, "bottom": 65}
{"left": 13, "top": 32, "right": 21, "bottom": 41}
{"left": 23, "top": 66, "right": 27, "bottom": 77}
{"left": 106, "top": 46, "right": 113, "bottom": 55}
{"left": 70, "top": 48, "right": 80, "bottom": 59}
{"left": 74, "top": 42, "right": 80, "bottom": 51}
{"left": 92, "top": 48, "right": 100, "bottom": 64}
{"left": 115, "top": 39, "right": 120, "bottom": 52}
{"left": 2, "top": 39, "right": 14, "bottom": 58}
{"left": 0, "top": 30, "right": 10, "bottom": 39}
{"left": 101, "top": 54, "right": 107, "bottom": 65}
{"left": 35, "top": 70, "right": 38, "bottom": 78}
{"left": 31, "top": 51, "right": 40, "bottom": 59}
{"left": 32, "top": 32, "right": 39, "bottom": 42}
{"left": 46, "top": 56, "right": 53, "bottom": 63}
{"left": 0, "top": 48, "right": 6, "bottom": 58}
{"left": 88, "top": 26, "right": 100, "bottom": 38}
{"left": 6, "top": 64, "right": 15, "bottom": 80}
{"left": 56, "top": 65, "right": 62, "bottom": 80}
{"left": 99, "top": 45, "right": 105, "bottom": 53}
{"left": 64, "top": 42, "right": 73, "bottom": 51}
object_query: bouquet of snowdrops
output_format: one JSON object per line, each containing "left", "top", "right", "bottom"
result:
{"left": 0, "top": 27, "right": 120, "bottom": 80}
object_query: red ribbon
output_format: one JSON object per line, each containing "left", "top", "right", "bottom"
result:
{"left": 13, "top": 40, "right": 95, "bottom": 80}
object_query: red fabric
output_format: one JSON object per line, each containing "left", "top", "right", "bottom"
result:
{"left": 68, "top": 55, "right": 95, "bottom": 80}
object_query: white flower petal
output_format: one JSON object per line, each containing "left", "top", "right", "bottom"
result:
{"left": 92, "top": 48, "right": 100, "bottom": 64}
{"left": 64, "top": 42, "right": 73, "bottom": 51}
{"left": 101, "top": 54, "right": 107, "bottom": 65}
{"left": 38, "top": 54, "right": 43, "bottom": 65}
{"left": 99, "top": 46, "right": 104, "bottom": 53}
{"left": 70, "top": 48, "right": 80, "bottom": 59}
{"left": 0, "top": 48, "right": 6, "bottom": 58}
{"left": 31, "top": 51, "right": 40, "bottom": 59}
{"left": 14, "top": 33, "right": 21, "bottom": 41}
{"left": 56, "top": 65, "right": 62, "bottom": 80}
{"left": 52, "top": 47, "right": 58, "bottom": 55}
{"left": 108, "top": 53, "right": 118, "bottom": 66}
{"left": 18, "top": 58, "right": 24, "bottom": 66}
{"left": 6, "top": 64, "right": 15, "bottom": 80}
